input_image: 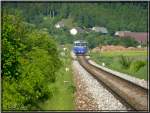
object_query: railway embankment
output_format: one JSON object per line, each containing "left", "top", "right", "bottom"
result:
{"left": 88, "top": 60, "right": 148, "bottom": 89}
{"left": 71, "top": 52, "right": 132, "bottom": 111}
{"left": 72, "top": 60, "right": 131, "bottom": 111}
{"left": 77, "top": 55, "right": 148, "bottom": 111}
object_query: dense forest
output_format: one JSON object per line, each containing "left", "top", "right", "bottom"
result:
{"left": 2, "top": 2, "right": 148, "bottom": 32}
{"left": 1, "top": 1, "right": 148, "bottom": 110}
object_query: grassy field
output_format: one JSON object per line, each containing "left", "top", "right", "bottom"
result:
{"left": 39, "top": 44, "right": 75, "bottom": 110}
{"left": 90, "top": 50, "right": 148, "bottom": 80}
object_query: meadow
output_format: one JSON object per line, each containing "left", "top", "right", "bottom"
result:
{"left": 90, "top": 50, "right": 148, "bottom": 80}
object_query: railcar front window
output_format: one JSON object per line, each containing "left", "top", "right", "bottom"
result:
{"left": 75, "top": 43, "right": 81, "bottom": 46}
{"left": 74, "top": 42, "right": 87, "bottom": 46}
{"left": 84, "top": 43, "right": 87, "bottom": 46}
{"left": 81, "top": 43, "right": 87, "bottom": 46}
{"left": 80, "top": 43, "right": 84, "bottom": 46}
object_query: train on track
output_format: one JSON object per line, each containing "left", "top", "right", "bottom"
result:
{"left": 73, "top": 40, "right": 88, "bottom": 55}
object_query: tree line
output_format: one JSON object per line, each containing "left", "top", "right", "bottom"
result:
{"left": 2, "top": 2, "right": 148, "bottom": 33}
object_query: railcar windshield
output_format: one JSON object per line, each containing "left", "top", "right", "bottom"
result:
{"left": 74, "top": 42, "right": 87, "bottom": 46}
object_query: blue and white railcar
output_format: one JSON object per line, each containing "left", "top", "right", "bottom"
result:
{"left": 73, "top": 40, "right": 88, "bottom": 55}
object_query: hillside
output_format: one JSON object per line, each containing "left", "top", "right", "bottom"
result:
{"left": 2, "top": 2, "right": 148, "bottom": 33}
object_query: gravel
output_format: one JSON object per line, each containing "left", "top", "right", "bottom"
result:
{"left": 72, "top": 60, "right": 132, "bottom": 111}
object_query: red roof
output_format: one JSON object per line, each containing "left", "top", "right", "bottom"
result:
{"left": 116, "top": 32, "right": 148, "bottom": 43}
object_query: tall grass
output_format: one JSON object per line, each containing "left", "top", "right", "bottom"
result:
{"left": 118, "top": 55, "right": 133, "bottom": 69}
{"left": 90, "top": 51, "right": 148, "bottom": 80}
{"left": 130, "top": 61, "right": 146, "bottom": 72}
{"left": 39, "top": 45, "right": 75, "bottom": 110}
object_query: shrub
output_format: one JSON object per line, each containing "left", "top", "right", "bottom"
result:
{"left": 118, "top": 55, "right": 133, "bottom": 69}
{"left": 119, "top": 37, "right": 139, "bottom": 47}
{"left": 130, "top": 60, "right": 146, "bottom": 72}
{"left": 2, "top": 15, "right": 61, "bottom": 110}
{"left": 67, "top": 84, "right": 76, "bottom": 93}
{"left": 2, "top": 78, "right": 26, "bottom": 110}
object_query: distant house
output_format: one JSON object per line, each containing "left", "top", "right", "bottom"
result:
{"left": 70, "top": 27, "right": 84, "bottom": 35}
{"left": 115, "top": 31, "right": 131, "bottom": 37}
{"left": 84, "top": 28, "right": 92, "bottom": 33}
{"left": 92, "top": 26, "right": 108, "bottom": 34}
{"left": 55, "top": 21, "right": 65, "bottom": 28}
{"left": 115, "top": 31, "right": 148, "bottom": 44}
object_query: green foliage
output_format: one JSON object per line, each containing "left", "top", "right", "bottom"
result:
{"left": 39, "top": 45, "right": 75, "bottom": 110}
{"left": 2, "top": 15, "right": 28, "bottom": 79}
{"left": 130, "top": 60, "right": 146, "bottom": 72}
{"left": 90, "top": 51, "right": 147, "bottom": 80}
{"left": 119, "top": 37, "right": 139, "bottom": 47}
{"left": 84, "top": 34, "right": 126, "bottom": 49}
{"left": 67, "top": 84, "right": 76, "bottom": 93}
{"left": 3, "top": 78, "right": 27, "bottom": 110}
{"left": 118, "top": 55, "right": 133, "bottom": 69}
{"left": 2, "top": 2, "right": 147, "bottom": 48}
{"left": 53, "top": 28, "right": 74, "bottom": 44}
{"left": 84, "top": 33, "right": 99, "bottom": 49}
{"left": 2, "top": 2, "right": 148, "bottom": 33}
{"left": 2, "top": 2, "right": 148, "bottom": 110}
{"left": 2, "top": 14, "right": 61, "bottom": 110}
{"left": 16, "top": 48, "right": 56, "bottom": 109}
{"left": 84, "top": 33, "right": 140, "bottom": 49}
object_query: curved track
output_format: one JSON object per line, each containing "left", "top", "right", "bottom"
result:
{"left": 77, "top": 55, "right": 148, "bottom": 111}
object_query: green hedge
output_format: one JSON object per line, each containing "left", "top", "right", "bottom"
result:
{"left": 2, "top": 15, "right": 61, "bottom": 110}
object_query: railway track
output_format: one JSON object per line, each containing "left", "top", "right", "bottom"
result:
{"left": 77, "top": 55, "right": 148, "bottom": 111}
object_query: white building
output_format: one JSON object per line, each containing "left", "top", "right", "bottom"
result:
{"left": 92, "top": 26, "right": 108, "bottom": 34}
{"left": 70, "top": 27, "right": 84, "bottom": 35}
{"left": 115, "top": 31, "right": 131, "bottom": 36}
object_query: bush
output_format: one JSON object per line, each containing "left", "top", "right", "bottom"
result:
{"left": 118, "top": 55, "right": 133, "bottom": 69}
{"left": 119, "top": 37, "right": 139, "bottom": 47}
{"left": 2, "top": 78, "right": 26, "bottom": 110}
{"left": 2, "top": 15, "right": 61, "bottom": 110}
{"left": 67, "top": 84, "right": 76, "bottom": 93}
{"left": 2, "top": 15, "right": 27, "bottom": 79}
{"left": 130, "top": 60, "right": 146, "bottom": 72}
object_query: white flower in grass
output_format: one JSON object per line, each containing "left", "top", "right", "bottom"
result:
{"left": 102, "top": 62, "right": 105, "bottom": 67}
{"left": 65, "top": 67, "right": 69, "bottom": 72}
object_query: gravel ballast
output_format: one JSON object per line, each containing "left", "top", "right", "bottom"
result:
{"left": 72, "top": 60, "right": 132, "bottom": 111}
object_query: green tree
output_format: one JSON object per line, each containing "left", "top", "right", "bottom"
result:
{"left": 2, "top": 14, "right": 61, "bottom": 110}
{"left": 119, "top": 37, "right": 139, "bottom": 47}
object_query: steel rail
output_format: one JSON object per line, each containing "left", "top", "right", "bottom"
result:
{"left": 77, "top": 55, "right": 148, "bottom": 111}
